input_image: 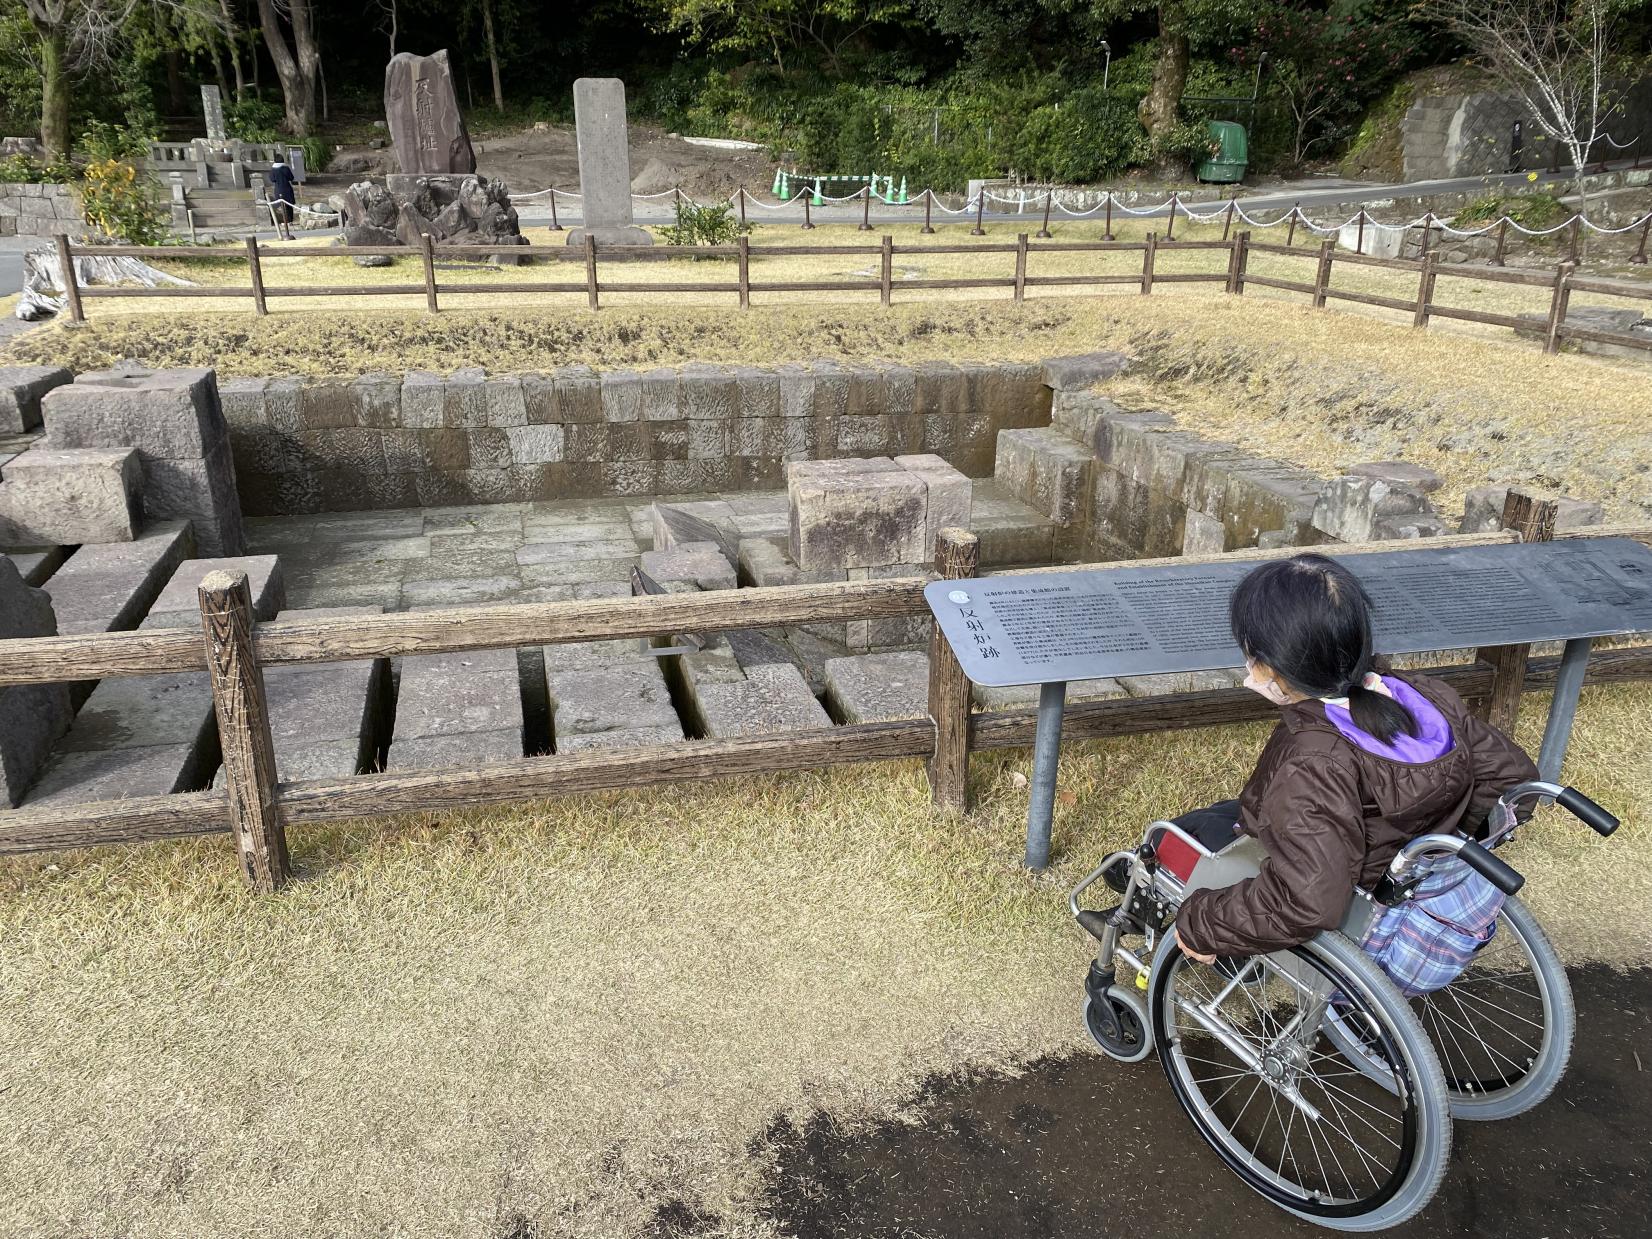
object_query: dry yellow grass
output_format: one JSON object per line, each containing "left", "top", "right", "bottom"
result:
{"left": 0, "top": 683, "right": 1646, "bottom": 1238}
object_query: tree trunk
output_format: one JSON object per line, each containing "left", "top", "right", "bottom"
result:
{"left": 166, "top": 49, "right": 188, "bottom": 112}
{"left": 256, "top": 0, "right": 316, "bottom": 134}
{"left": 482, "top": 0, "right": 503, "bottom": 110}
{"left": 37, "top": 21, "right": 70, "bottom": 159}
{"left": 219, "top": 0, "right": 247, "bottom": 101}
{"left": 1137, "top": 1, "right": 1190, "bottom": 141}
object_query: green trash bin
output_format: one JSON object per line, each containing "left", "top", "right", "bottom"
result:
{"left": 1196, "top": 121, "right": 1248, "bottom": 184}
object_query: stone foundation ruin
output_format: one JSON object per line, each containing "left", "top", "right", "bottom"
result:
{"left": 0, "top": 350, "right": 1611, "bottom": 814}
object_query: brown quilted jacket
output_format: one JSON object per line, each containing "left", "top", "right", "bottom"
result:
{"left": 1175, "top": 672, "right": 1538, "bottom": 958}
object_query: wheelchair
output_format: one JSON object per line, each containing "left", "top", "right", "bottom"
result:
{"left": 1069, "top": 781, "right": 1619, "bottom": 1231}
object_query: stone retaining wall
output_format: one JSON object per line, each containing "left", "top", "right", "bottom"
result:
{"left": 0, "top": 183, "right": 83, "bottom": 237}
{"left": 220, "top": 361, "right": 1055, "bottom": 516}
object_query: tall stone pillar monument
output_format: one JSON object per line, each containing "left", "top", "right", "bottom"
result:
{"left": 384, "top": 50, "right": 477, "bottom": 177}
{"left": 568, "top": 78, "right": 653, "bottom": 247}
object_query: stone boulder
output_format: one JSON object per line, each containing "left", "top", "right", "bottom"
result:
{"left": 332, "top": 175, "right": 525, "bottom": 266}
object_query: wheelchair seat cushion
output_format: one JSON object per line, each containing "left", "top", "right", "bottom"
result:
{"left": 1360, "top": 860, "right": 1506, "bottom": 997}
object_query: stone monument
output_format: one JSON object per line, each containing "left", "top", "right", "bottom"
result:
{"left": 568, "top": 78, "right": 652, "bottom": 247}
{"left": 201, "top": 84, "right": 227, "bottom": 144}
{"left": 384, "top": 50, "right": 476, "bottom": 176}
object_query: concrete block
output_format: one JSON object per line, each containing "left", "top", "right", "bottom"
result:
{"left": 1311, "top": 476, "right": 1434, "bottom": 543}
{"left": 689, "top": 661, "right": 831, "bottom": 738}
{"left": 0, "top": 365, "right": 71, "bottom": 433}
{"left": 787, "top": 461, "right": 926, "bottom": 570}
{"left": 992, "top": 428, "right": 1090, "bottom": 526}
{"left": 42, "top": 519, "right": 193, "bottom": 637}
{"left": 823, "top": 651, "right": 929, "bottom": 722}
{"left": 639, "top": 543, "right": 737, "bottom": 592}
{"left": 0, "top": 448, "right": 143, "bottom": 544}
{"left": 139, "top": 554, "right": 285, "bottom": 629}
{"left": 1040, "top": 352, "right": 1130, "bottom": 392}
{"left": 894, "top": 452, "right": 972, "bottom": 559}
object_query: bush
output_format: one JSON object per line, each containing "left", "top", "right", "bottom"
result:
{"left": 1453, "top": 191, "right": 1567, "bottom": 231}
{"left": 658, "top": 198, "right": 749, "bottom": 248}
{"left": 0, "top": 151, "right": 77, "bottom": 184}
{"left": 77, "top": 158, "right": 168, "bottom": 245}
{"left": 226, "top": 96, "right": 283, "bottom": 143}
{"left": 80, "top": 119, "right": 154, "bottom": 163}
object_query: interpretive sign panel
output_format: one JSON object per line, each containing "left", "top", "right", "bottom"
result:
{"left": 926, "top": 539, "right": 1652, "bottom": 688}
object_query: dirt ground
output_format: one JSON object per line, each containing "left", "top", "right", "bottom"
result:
{"left": 330, "top": 121, "right": 776, "bottom": 199}
{"left": 757, "top": 965, "right": 1652, "bottom": 1239}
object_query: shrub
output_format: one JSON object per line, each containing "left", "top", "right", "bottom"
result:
{"left": 0, "top": 151, "right": 76, "bottom": 184}
{"left": 226, "top": 97, "right": 283, "bottom": 143}
{"left": 658, "top": 198, "right": 749, "bottom": 248}
{"left": 1453, "top": 191, "right": 1567, "bottom": 231}
{"left": 80, "top": 119, "right": 154, "bottom": 163}
{"left": 77, "top": 158, "right": 169, "bottom": 245}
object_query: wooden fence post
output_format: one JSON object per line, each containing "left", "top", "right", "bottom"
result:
{"left": 927, "top": 528, "right": 979, "bottom": 814}
{"left": 1473, "top": 490, "right": 1559, "bottom": 731}
{"left": 1286, "top": 203, "right": 1300, "bottom": 248}
{"left": 245, "top": 235, "right": 267, "bottom": 316}
{"left": 419, "top": 232, "right": 438, "bottom": 313}
{"left": 54, "top": 234, "right": 83, "bottom": 323}
{"left": 1544, "top": 262, "right": 1573, "bottom": 354}
{"left": 1412, "top": 251, "right": 1439, "bottom": 329}
{"left": 1312, "top": 238, "right": 1334, "bottom": 308}
{"left": 548, "top": 185, "right": 562, "bottom": 232}
{"left": 1491, "top": 217, "right": 1509, "bottom": 267}
{"left": 1232, "top": 230, "right": 1250, "bottom": 294}
{"left": 1141, "top": 231, "right": 1157, "bottom": 294}
{"left": 970, "top": 191, "right": 986, "bottom": 236}
{"left": 1013, "top": 233, "right": 1028, "bottom": 302}
{"left": 879, "top": 234, "right": 892, "bottom": 307}
{"left": 198, "top": 570, "right": 289, "bottom": 892}
{"left": 1036, "top": 190, "right": 1053, "bottom": 239}
{"left": 737, "top": 235, "right": 750, "bottom": 309}
{"left": 584, "top": 234, "right": 599, "bottom": 311}
{"left": 859, "top": 183, "right": 873, "bottom": 231}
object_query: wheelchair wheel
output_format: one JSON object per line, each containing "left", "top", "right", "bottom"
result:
{"left": 1326, "top": 895, "right": 1573, "bottom": 1122}
{"left": 1084, "top": 986, "right": 1154, "bottom": 1063}
{"left": 1149, "top": 931, "right": 1451, "bottom": 1232}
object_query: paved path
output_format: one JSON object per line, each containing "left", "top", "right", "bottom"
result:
{"left": 758, "top": 964, "right": 1652, "bottom": 1239}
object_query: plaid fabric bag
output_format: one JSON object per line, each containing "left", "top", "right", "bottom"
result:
{"left": 1360, "top": 859, "right": 1506, "bottom": 998}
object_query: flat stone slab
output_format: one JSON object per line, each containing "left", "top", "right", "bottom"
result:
{"left": 384, "top": 730, "right": 521, "bottom": 771}
{"left": 1040, "top": 352, "right": 1129, "bottom": 392}
{"left": 56, "top": 672, "right": 216, "bottom": 753}
{"left": 0, "top": 556, "right": 71, "bottom": 805}
{"left": 393, "top": 648, "right": 523, "bottom": 742}
{"left": 1117, "top": 669, "right": 1245, "bottom": 697}
{"left": 42, "top": 519, "right": 193, "bottom": 637}
{"left": 557, "top": 725, "right": 684, "bottom": 753}
{"left": 139, "top": 553, "right": 286, "bottom": 629}
{"left": 548, "top": 662, "right": 682, "bottom": 748}
{"left": 0, "top": 365, "right": 71, "bottom": 434}
{"left": 1346, "top": 461, "right": 1443, "bottom": 495}
{"left": 5, "top": 546, "right": 69, "bottom": 587}
{"left": 638, "top": 543, "right": 737, "bottom": 592}
{"left": 0, "top": 447, "right": 144, "bottom": 545}
{"left": 972, "top": 678, "right": 1127, "bottom": 710}
{"left": 690, "top": 661, "right": 831, "bottom": 738}
{"left": 263, "top": 606, "right": 388, "bottom": 782}
{"left": 823, "top": 651, "right": 930, "bottom": 723}
{"left": 25, "top": 740, "right": 219, "bottom": 807}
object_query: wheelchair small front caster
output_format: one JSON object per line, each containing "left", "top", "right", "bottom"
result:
{"left": 1083, "top": 985, "right": 1153, "bottom": 1062}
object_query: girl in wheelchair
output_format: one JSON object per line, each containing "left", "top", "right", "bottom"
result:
{"left": 1071, "top": 552, "right": 1624, "bottom": 1230}
{"left": 1163, "top": 552, "right": 1538, "bottom": 964}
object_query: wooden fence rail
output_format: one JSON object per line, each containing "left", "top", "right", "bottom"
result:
{"left": 2, "top": 523, "right": 1649, "bottom": 887}
{"left": 55, "top": 233, "right": 1652, "bottom": 358}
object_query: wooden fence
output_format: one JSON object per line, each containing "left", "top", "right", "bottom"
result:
{"left": 2, "top": 519, "right": 1649, "bottom": 891}
{"left": 54, "top": 231, "right": 1652, "bottom": 358}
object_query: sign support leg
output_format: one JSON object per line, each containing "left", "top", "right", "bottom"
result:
{"left": 1537, "top": 637, "right": 1592, "bottom": 781}
{"left": 1024, "top": 680, "right": 1067, "bottom": 871}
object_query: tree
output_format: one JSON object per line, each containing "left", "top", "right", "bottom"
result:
{"left": 254, "top": 0, "right": 318, "bottom": 134}
{"left": 1425, "top": 0, "right": 1616, "bottom": 198}
{"left": 650, "top": 0, "right": 915, "bottom": 74}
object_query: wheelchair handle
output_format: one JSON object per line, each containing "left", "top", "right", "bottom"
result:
{"left": 1497, "top": 780, "right": 1619, "bottom": 838}
{"left": 1384, "top": 833, "right": 1525, "bottom": 900}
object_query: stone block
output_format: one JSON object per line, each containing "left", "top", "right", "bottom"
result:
{"left": 401, "top": 372, "right": 447, "bottom": 429}
{"left": 1181, "top": 508, "right": 1227, "bottom": 556}
{"left": 894, "top": 452, "right": 972, "bottom": 559}
{"left": 0, "top": 557, "right": 72, "bottom": 805}
{"left": 1459, "top": 486, "right": 1605, "bottom": 534}
{"left": 689, "top": 661, "right": 831, "bottom": 738}
{"left": 822, "top": 651, "right": 929, "bottom": 723}
{"left": 139, "top": 553, "right": 285, "bottom": 629}
{"left": 1118, "top": 668, "right": 1245, "bottom": 697}
{"left": 503, "top": 424, "right": 564, "bottom": 464}
{"left": 557, "top": 726, "right": 683, "bottom": 753}
{"left": 1051, "top": 392, "right": 1121, "bottom": 445}
{"left": 912, "top": 361, "right": 968, "bottom": 416}
{"left": 732, "top": 366, "right": 781, "bottom": 419}
{"left": 0, "top": 365, "right": 71, "bottom": 434}
{"left": 5, "top": 546, "right": 68, "bottom": 587}
{"left": 298, "top": 382, "right": 360, "bottom": 429}
{"left": 394, "top": 649, "right": 523, "bottom": 743}
{"left": 651, "top": 500, "right": 739, "bottom": 558}
{"left": 263, "top": 606, "right": 387, "bottom": 781}
{"left": 551, "top": 367, "right": 604, "bottom": 424}
{"left": 42, "top": 519, "right": 193, "bottom": 638}
{"left": 1372, "top": 512, "right": 1452, "bottom": 540}
{"left": 1311, "top": 476, "right": 1434, "bottom": 543}
{"left": 1346, "top": 460, "right": 1444, "bottom": 495}
{"left": 401, "top": 575, "right": 525, "bottom": 607}
{"left": 45, "top": 366, "right": 227, "bottom": 461}
{"left": 993, "top": 427, "right": 1092, "bottom": 528}
{"left": 1090, "top": 467, "right": 1152, "bottom": 557}
{"left": 1040, "top": 352, "right": 1130, "bottom": 392}
{"left": 384, "top": 730, "right": 522, "bottom": 771}
{"left": 737, "top": 536, "right": 842, "bottom": 589}
{"left": 787, "top": 461, "right": 926, "bottom": 570}
{"left": 353, "top": 373, "right": 403, "bottom": 429}
{"left": 972, "top": 677, "right": 1126, "bottom": 710}
{"left": 485, "top": 376, "right": 528, "bottom": 427}
{"left": 677, "top": 365, "right": 739, "bottom": 420}
{"left": 25, "top": 738, "right": 221, "bottom": 807}
{"left": 1093, "top": 408, "right": 1176, "bottom": 468}
{"left": 567, "top": 77, "right": 652, "bottom": 246}
{"left": 1222, "top": 467, "right": 1324, "bottom": 549}
{"left": 639, "top": 543, "right": 737, "bottom": 592}
{"left": 965, "top": 361, "right": 1047, "bottom": 426}
{"left": 806, "top": 361, "right": 851, "bottom": 420}
{"left": 548, "top": 662, "right": 681, "bottom": 748}
{"left": 56, "top": 672, "right": 216, "bottom": 752}
{"left": 0, "top": 448, "right": 143, "bottom": 545}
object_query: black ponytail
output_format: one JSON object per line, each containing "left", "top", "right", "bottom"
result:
{"left": 1229, "top": 554, "right": 1418, "bottom": 743}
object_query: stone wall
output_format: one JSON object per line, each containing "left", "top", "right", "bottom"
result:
{"left": 0, "top": 183, "right": 83, "bottom": 237}
{"left": 220, "top": 361, "right": 1054, "bottom": 516}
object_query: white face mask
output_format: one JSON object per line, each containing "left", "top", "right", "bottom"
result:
{"left": 1243, "top": 659, "right": 1294, "bottom": 706}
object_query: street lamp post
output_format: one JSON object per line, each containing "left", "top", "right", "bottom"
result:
{"left": 1101, "top": 41, "right": 1111, "bottom": 92}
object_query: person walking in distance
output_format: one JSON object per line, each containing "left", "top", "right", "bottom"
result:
{"left": 268, "top": 156, "right": 298, "bottom": 241}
